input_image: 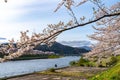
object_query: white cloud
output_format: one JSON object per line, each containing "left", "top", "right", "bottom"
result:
{"left": 0, "top": 0, "right": 59, "bottom": 22}
{"left": 0, "top": 0, "right": 92, "bottom": 42}
{"left": 0, "top": 0, "right": 34, "bottom": 21}
{"left": 0, "top": 0, "right": 59, "bottom": 41}
{"left": 0, "top": 20, "right": 53, "bottom": 41}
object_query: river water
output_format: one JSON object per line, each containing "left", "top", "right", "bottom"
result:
{"left": 0, "top": 56, "right": 80, "bottom": 78}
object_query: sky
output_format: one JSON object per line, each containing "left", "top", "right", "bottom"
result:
{"left": 0, "top": 0, "right": 119, "bottom": 43}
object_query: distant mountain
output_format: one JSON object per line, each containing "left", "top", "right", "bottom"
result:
{"left": 60, "top": 41, "right": 92, "bottom": 47}
{"left": 34, "top": 42, "right": 89, "bottom": 56}
{"left": 80, "top": 46, "right": 92, "bottom": 51}
{"left": 0, "top": 42, "right": 89, "bottom": 56}
{"left": 59, "top": 41, "right": 92, "bottom": 51}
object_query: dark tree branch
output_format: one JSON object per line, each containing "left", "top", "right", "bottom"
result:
{"left": 43, "top": 12, "right": 120, "bottom": 40}
{"left": 0, "top": 10, "right": 120, "bottom": 62}
{"left": 16, "top": 12, "right": 120, "bottom": 47}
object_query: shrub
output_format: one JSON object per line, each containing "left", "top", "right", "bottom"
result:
{"left": 78, "top": 57, "right": 90, "bottom": 66}
{"left": 89, "top": 56, "right": 120, "bottom": 80}
{"left": 107, "top": 56, "right": 117, "bottom": 66}
{"left": 69, "top": 57, "right": 96, "bottom": 67}
{"left": 69, "top": 61, "right": 76, "bottom": 66}
{"left": 48, "top": 68, "right": 55, "bottom": 72}
{"left": 88, "top": 62, "right": 96, "bottom": 67}
{"left": 48, "top": 54, "right": 60, "bottom": 58}
{"left": 111, "top": 74, "right": 120, "bottom": 80}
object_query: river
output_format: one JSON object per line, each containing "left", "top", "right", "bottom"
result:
{"left": 0, "top": 56, "right": 80, "bottom": 78}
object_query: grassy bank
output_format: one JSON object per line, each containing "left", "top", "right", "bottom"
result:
{"left": 68, "top": 55, "right": 120, "bottom": 80}
{"left": 2, "top": 66, "right": 107, "bottom": 80}
{"left": 89, "top": 56, "right": 120, "bottom": 80}
{"left": 37, "top": 66, "right": 107, "bottom": 80}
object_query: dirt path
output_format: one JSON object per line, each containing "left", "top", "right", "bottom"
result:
{"left": 7, "top": 74, "right": 80, "bottom": 80}
{"left": 7, "top": 66, "right": 107, "bottom": 80}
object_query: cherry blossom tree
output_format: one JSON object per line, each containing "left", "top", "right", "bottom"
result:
{"left": 0, "top": 0, "right": 120, "bottom": 62}
{"left": 84, "top": 2, "right": 120, "bottom": 61}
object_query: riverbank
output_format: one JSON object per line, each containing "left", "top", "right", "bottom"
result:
{"left": 4, "top": 66, "right": 107, "bottom": 80}
{"left": 12, "top": 54, "right": 61, "bottom": 61}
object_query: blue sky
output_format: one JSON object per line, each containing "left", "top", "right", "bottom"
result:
{"left": 0, "top": 0, "right": 119, "bottom": 43}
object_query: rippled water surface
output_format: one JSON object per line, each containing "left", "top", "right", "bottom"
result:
{"left": 0, "top": 56, "right": 80, "bottom": 78}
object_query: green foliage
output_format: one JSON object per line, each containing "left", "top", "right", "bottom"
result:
{"left": 78, "top": 57, "right": 90, "bottom": 66}
{"left": 0, "top": 78, "right": 7, "bottom": 80}
{"left": 77, "top": 57, "right": 96, "bottom": 67}
{"left": 107, "top": 56, "right": 118, "bottom": 66}
{"left": 13, "top": 54, "right": 60, "bottom": 60}
{"left": 95, "top": 56, "right": 118, "bottom": 67}
{"left": 48, "top": 54, "right": 60, "bottom": 58}
{"left": 110, "top": 72, "right": 120, "bottom": 80}
{"left": 70, "top": 56, "right": 118, "bottom": 67}
{"left": 69, "top": 61, "right": 77, "bottom": 66}
{"left": 48, "top": 68, "right": 55, "bottom": 72}
{"left": 88, "top": 61, "right": 96, "bottom": 67}
{"left": 69, "top": 57, "right": 96, "bottom": 67}
{"left": 89, "top": 56, "right": 120, "bottom": 80}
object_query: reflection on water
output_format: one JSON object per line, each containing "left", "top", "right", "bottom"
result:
{"left": 0, "top": 56, "right": 80, "bottom": 78}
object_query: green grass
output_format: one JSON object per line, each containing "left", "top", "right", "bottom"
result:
{"left": 69, "top": 57, "right": 96, "bottom": 67}
{"left": 38, "top": 69, "right": 94, "bottom": 78}
{"left": 48, "top": 54, "right": 61, "bottom": 59}
{"left": 89, "top": 56, "right": 120, "bottom": 80}
{"left": 12, "top": 54, "right": 61, "bottom": 61}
